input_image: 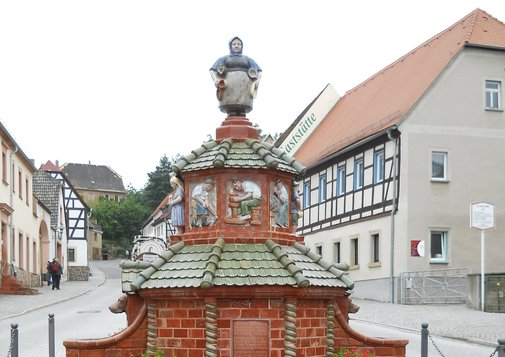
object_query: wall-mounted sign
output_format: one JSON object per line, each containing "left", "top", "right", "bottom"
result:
{"left": 471, "top": 202, "right": 495, "bottom": 230}
{"left": 278, "top": 84, "right": 340, "bottom": 156}
{"left": 410, "top": 240, "right": 425, "bottom": 257}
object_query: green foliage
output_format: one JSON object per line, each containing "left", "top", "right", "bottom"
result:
{"left": 92, "top": 154, "right": 185, "bottom": 257}
{"left": 91, "top": 189, "right": 151, "bottom": 257}
{"left": 333, "top": 348, "right": 373, "bottom": 357}
{"left": 131, "top": 349, "right": 172, "bottom": 357}
{"left": 142, "top": 155, "right": 179, "bottom": 210}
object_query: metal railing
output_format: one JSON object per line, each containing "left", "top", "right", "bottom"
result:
{"left": 421, "top": 323, "right": 505, "bottom": 357}
{"left": 401, "top": 268, "right": 470, "bottom": 304}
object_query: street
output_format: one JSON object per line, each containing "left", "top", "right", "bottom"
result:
{"left": 0, "top": 260, "right": 126, "bottom": 357}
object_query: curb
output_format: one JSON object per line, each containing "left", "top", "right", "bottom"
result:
{"left": 350, "top": 317, "right": 497, "bottom": 348}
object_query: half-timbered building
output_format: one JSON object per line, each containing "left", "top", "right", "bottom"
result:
{"left": 41, "top": 161, "right": 91, "bottom": 281}
{"left": 278, "top": 9, "right": 505, "bottom": 307}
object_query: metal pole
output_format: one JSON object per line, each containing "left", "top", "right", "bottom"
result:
{"left": 49, "top": 313, "right": 55, "bottom": 357}
{"left": 481, "top": 230, "right": 485, "bottom": 311}
{"left": 11, "top": 323, "right": 19, "bottom": 357}
{"left": 421, "top": 323, "right": 428, "bottom": 357}
{"left": 497, "top": 338, "right": 505, "bottom": 357}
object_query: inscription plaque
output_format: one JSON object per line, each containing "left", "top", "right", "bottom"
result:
{"left": 232, "top": 320, "right": 269, "bottom": 357}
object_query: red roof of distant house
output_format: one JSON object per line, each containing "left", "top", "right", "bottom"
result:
{"left": 295, "top": 9, "right": 505, "bottom": 167}
{"left": 40, "top": 160, "right": 61, "bottom": 172}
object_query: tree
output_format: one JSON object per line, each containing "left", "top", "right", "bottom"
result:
{"left": 142, "top": 155, "right": 178, "bottom": 210}
{"left": 91, "top": 187, "right": 151, "bottom": 257}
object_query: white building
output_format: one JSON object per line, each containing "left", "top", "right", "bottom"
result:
{"left": 0, "top": 122, "right": 47, "bottom": 289}
{"left": 279, "top": 9, "right": 505, "bottom": 309}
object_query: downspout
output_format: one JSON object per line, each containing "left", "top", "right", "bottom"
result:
{"left": 8, "top": 146, "right": 19, "bottom": 274}
{"left": 387, "top": 129, "right": 400, "bottom": 303}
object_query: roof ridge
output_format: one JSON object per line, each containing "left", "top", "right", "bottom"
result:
{"left": 265, "top": 239, "right": 309, "bottom": 287}
{"left": 346, "top": 9, "right": 481, "bottom": 97}
{"left": 464, "top": 8, "right": 481, "bottom": 43}
{"left": 200, "top": 238, "right": 225, "bottom": 288}
{"left": 172, "top": 141, "right": 218, "bottom": 173}
{"left": 130, "top": 241, "right": 185, "bottom": 291}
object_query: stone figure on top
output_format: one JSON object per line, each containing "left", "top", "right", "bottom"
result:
{"left": 210, "top": 36, "right": 262, "bottom": 116}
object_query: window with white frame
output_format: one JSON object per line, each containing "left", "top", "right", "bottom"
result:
{"left": 336, "top": 166, "right": 345, "bottom": 196}
{"left": 353, "top": 158, "right": 364, "bottom": 190}
{"left": 318, "top": 174, "right": 327, "bottom": 202}
{"left": 302, "top": 181, "right": 311, "bottom": 209}
{"left": 430, "top": 230, "right": 448, "bottom": 262}
{"left": 431, "top": 151, "right": 447, "bottom": 181}
{"left": 333, "top": 241, "right": 341, "bottom": 264}
{"left": 373, "top": 150, "right": 385, "bottom": 183}
{"left": 350, "top": 237, "right": 359, "bottom": 266}
{"left": 371, "top": 233, "right": 380, "bottom": 263}
{"left": 485, "top": 80, "right": 501, "bottom": 110}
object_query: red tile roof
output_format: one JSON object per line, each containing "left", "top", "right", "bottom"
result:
{"left": 295, "top": 9, "right": 505, "bottom": 167}
{"left": 40, "top": 160, "right": 61, "bottom": 172}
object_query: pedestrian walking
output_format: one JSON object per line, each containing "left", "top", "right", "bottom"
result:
{"left": 46, "top": 260, "right": 53, "bottom": 286}
{"left": 50, "top": 258, "right": 63, "bottom": 290}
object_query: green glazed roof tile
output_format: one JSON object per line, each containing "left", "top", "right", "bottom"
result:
{"left": 121, "top": 239, "right": 353, "bottom": 292}
{"left": 171, "top": 138, "right": 305, "bottom": 175}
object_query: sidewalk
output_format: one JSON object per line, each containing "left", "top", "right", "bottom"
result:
{"left": 0, "top": 264, "right": 105, "bottom": 320}
{"left": 350, "top": 298, "right": 505, "bottom": 347}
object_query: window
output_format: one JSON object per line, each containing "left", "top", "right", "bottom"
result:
{"left": 336, "top": 166, "right": 345, "bottom": 196}
{"left": 318, "top": 174, "right": 327, "bottom": 202}
{"left": 432, "top": 151, "right": 447, "bottom": 180}
{"left": 373, "top": 150, "right": 385, "bottom": 183}
{"left": 315, "top": 245, "right": 322, "bottom": 256}
{"left": 353, "top": 158, "right": 364, "bottom": 189}
{"left": 333, "top": 242, "right": 341, "bottom": 264}
{"left": 1, "top": 145, "right": 7, "bottom": 183}
{"left": 25, "top": 177, "right": 29, "bottom": 205}
{"left": 485, "top": 80, "right": 501, "bottom": 110}
{"left": 371, "top": 233, "right": 380, "bottom": 263}
{"left": 430, "top": 231, "right": 448, "bottom": 262}
{"left": 302, "top": 181, "right": 311, "bottom": 208}
{"left": 350, "top": 237, "right": 359, "bottom": 266}
{"left": 18, "top": 170, "right": 22, "bottom": 199}
{"left": 68, "top": 248, "right": 76, "bottom": 262}
{"left": 18, "top": 232, "right": 23, "bottom": 269}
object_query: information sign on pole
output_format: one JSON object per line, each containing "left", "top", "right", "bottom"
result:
{"left": 471, "top": 202, "right": 495, "bottom": 230}
{"left": 470, "top": 201, "right": 495, "bottom": 312}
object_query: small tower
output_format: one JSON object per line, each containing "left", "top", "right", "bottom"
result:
{"left": 64, "top": 38, "right": 407, "bottom": 357}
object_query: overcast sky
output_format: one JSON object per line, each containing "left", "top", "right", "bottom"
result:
{"left": 1, "top": 1, "right": 504, "bottom": 190}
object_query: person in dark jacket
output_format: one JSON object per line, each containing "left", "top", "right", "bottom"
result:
{"left": 46, "top": 260, "right": 53, "bottom": 286}
{"left": 50, "top": 258, "right": 63, "bottom": 290}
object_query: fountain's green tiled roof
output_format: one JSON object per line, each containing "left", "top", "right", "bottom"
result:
{"left": 120, "top": 239, "right": 354, "bottom": 293}
{"left": 171, "top": 138, "right": 306, "bottom": 176}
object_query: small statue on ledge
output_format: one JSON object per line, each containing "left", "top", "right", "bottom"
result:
{"left": 210, "top": 36, "right": 262, "bottom": 116}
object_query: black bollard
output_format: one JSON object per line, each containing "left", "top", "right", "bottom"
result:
{"left": 10, "top": 323, "right": 18, "bottom": 357}
{"left": 49, "top": 313, "right": 55, "bottom": 357}
{"left": 497, "top": 338, "right": 505, "bottom": 357}
{"left": 421, "top": 323, "right": 428, "bottom": 357}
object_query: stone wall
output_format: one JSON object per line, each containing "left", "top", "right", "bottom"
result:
{"left": 68, "top": 265, "right": 90, "bottom": 281}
